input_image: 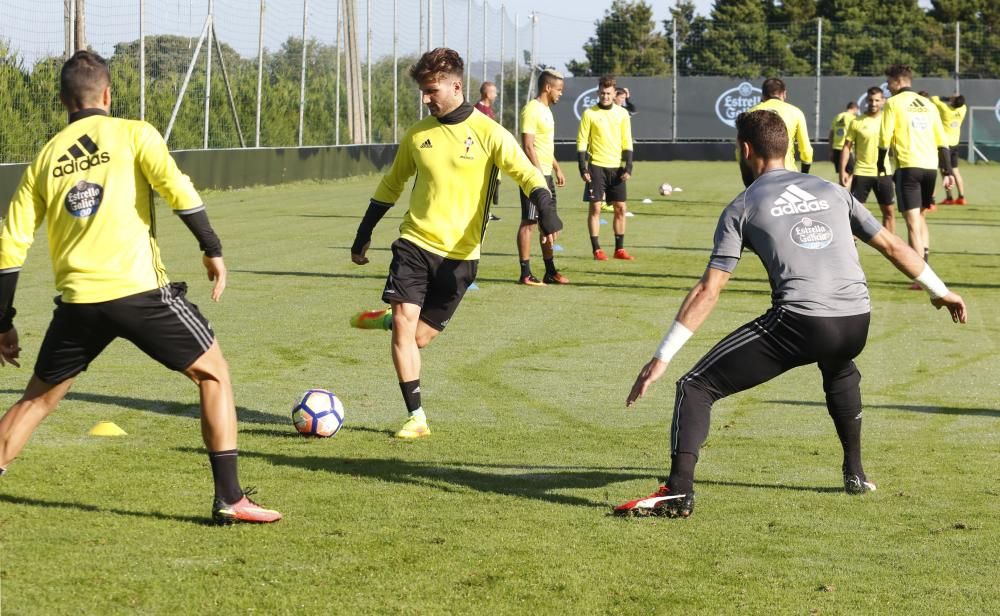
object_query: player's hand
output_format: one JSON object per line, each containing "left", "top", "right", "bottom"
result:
{"left": 582, "top": 172, "right": 591, "bottom": 183}
{"left": 626, "top": 358, "right": 668, "bottom": 407}
{"left": 351, "top": 241, "right": 370, "bottom": 265}
{"left": 932, "top": 292, "right": 967, "bottom": 324}
{"left": 0, "top": 327, "right": 21, "bottom": 368}
{"left": 621, "top": 171, "right": 631, "bottom": 182}
{"left": 942, "top": 174, "right": 956, "bottom": 190}
{"left": 555, "top": 170, "right": 566, "bottom": 187}
{"left": 203, "top": 255, "right": 227, "bottom": 302}
{"left": 839, "top": 172, "right": 850, "bottom": 187}
{"left": 540, "top": 230, "right": 560, "bottom": 245}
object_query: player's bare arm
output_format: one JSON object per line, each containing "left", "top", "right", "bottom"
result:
{"left": 626, "top": 267, "right": 731, "bottom": 406}
{"left": 203, "top": 255, "right": 227, "bottom": 302}
{"left": 839, "top": 141, "right": 853, "bottom": 186}
{"left": 552, "top": 160, "right": 566, "bottom": 187}
{"left": 521, "top": 133, "right": 541, "bottom": 170}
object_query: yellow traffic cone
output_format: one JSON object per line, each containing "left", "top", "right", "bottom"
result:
{"left": 88, "top": 421, "right": 127, "bottom": 436}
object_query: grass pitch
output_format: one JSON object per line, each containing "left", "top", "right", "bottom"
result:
{"left": 1, "top": 161, "right": 998, "bottom": 614}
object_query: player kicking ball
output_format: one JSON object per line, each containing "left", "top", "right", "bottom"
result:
{"left": 0, "top": 51, "right": 280, "bottom": 525}
{"left": 349, "top": 48, "right": 561, "bottom": 439}
{"left": 614, "top": 110, "right": 966, "bottom": 518}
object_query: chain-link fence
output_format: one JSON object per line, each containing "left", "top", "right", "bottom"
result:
{"left": 0, "top": 0, "right": 532, "bottom": 163}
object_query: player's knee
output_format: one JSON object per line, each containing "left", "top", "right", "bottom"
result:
{"left": 184, "top": 344, "right": 231, "bottom": 385}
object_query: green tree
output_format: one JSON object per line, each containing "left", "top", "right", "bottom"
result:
{"left": 567, "top": 0, "right": 669, "bottom": 77}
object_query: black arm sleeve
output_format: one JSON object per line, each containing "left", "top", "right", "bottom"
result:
{"left": 800, "top": 162, "right": 811, "bottom": 174}
{"left": 529, "top": 188, "right": 563, "bottom": 236}
{"left": 352, "top": 200, "right": 392, "bottom": 254}
{"left": 938, "top": 147, "right": 954, "bottom": 175}
{"left": 624, "top": 98, "right": 637, "bottom": 115}
{"left": 178, "top": 208, "right": 222, "bottom": 258}
{"left": 622, "top": 150, "right": 634, "bottom": 175}
{"left": 577, "top": 151, "right": 589, "bottom": 176}
{"left": 0, "top": 270, "right": 19, "bottom": 333}
{"left": 877, "top": 148, "right": 888, "bottom": 175}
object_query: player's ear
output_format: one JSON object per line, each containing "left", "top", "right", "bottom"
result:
{"left": 101, "top": 85, "right": 111, "bottom": 108}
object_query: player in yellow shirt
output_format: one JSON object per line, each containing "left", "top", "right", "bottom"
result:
{"left": 517, "top": 70, "right": 569, "bottom": 286}
{"left": 931, "top": 94, "right": 968, "bottom": 204}
{"left": 577, "top": 75, "right": 635, "bottom": 261}
{"left": 828, "top": 101, "right": 858, "bottom": 179}
{"left": 0, "top": 51, "right": 280, "bottom": 524}
{"left": 878, "top": 64, "right": 954, "bottom": 273}
{"left": 748, "top": 78, "right": 813, "bottom": 172}
{"left": 841, "top": 87, "right": 897, "bottom": 234}
{"left": 349, "top": 48, "right": 561, "bottom": 439}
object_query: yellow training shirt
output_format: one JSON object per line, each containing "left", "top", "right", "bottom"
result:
{"left": 0, "top": 111, "right": 202, "bottom": 303}
{"left": 372, "top": 105, "right": 547, "bottom": 260}
{"left": 830, "top": 111, "right": 855, "bottom": 150}
{"left": 879, "top": 90, "right": 947, "bottom": 170}
{"left": 930, "top": 96, "right": 966, "bottom": 147}
{"left": 845, "top": 113, "right": 891, "bottom": 177}
{"left": 520, "top": 99, "right": 556, "bottom": 175}
{"left": 749, "top": 98, "right": 814, "bottom": 169}
{"left": 576, "top": 104, "right": 633, "bottom": 168}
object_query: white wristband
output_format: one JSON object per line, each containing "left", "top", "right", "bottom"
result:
{"left": 654, "top": 321, "right": 694, "bottom": 363}
{"left": 914, "top": 264, "right": 949, "bottom": 299}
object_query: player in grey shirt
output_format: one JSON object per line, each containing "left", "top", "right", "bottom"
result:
{"left": 613, "top": 110, "right": 967, "bottom": 518}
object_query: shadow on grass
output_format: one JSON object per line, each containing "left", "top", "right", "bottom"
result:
{"left": 232, "top": 269, "right": 386, "bottom": 281}
{"left": 0, "top": 493, "right": 210, "bottom": 525}
{"left": 697, "top": 479, "right": 842, "bottom": 494}
{"left": 187, "top": 448, "right": 650, "bottom": 509}
{"left": 769, "top": 399, "right": 1000, "bottom": 418}
{"left": 0, "top": 390, "right": 282, "bottom": 425}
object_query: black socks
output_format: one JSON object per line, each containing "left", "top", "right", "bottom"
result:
{"left": 208, "top": 449, "right": 242, "bottom": 504}
{"left": 400, "top": 379, "right": 422, "bottom": 414}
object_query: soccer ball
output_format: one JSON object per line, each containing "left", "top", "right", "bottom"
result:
{"left": 291, "top": 389, "right": 345, "bottom": 437}
{"left": 658, "top": 182, "right": 673, "bottom": 196}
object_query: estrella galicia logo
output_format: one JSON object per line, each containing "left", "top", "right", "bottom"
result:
{"left": 790, "top": 217, "right": 833, "bottom": 250}
{"left": 573, "top": 87, "right": 599, "bottom": 120}
{"left": 65, "top": 180, "right": 104, "bottom": 218}
{"left": 715, "top": 82, "right": 761, "bottom": 127}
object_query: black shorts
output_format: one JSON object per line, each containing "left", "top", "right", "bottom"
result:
{"left": 831, "top": 149, "right": 855, "bottom": 175}
{"left": 382, "top": 238, "right": 478, "bottom": 331}
{"left": 520, "top": 175, "right": 556, "bottom": 222}
{"left": 894, "top": 168, "right": 937, "bottom": 211}
{"left": 587, "top": 164, "right": 627, "bottom": 203}
{"left": 582, "top": 182, "right": 598, "bottom": 203}
{"left": 850, "top": 175, "right": 895, "bottom": 206}
{"left": 35, "top": 283, "right": 215, "bottom": 384}
{"left": 949, "top": 147, "right": 960, "bottom": 169}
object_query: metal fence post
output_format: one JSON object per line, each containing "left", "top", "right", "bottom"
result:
{"left": 367, "top": 0, "right": 372, "bottom": 143}
{"left": 428, "top": 0, "right": 433, "bottom": 50}
{"left": 335, "top": 0, "right": 342, "bottom": 144}
{"left": 671, "top": 17, "right": 677, "bottom": 142}
{"left": 255, "top": 0, "right": 264, "bottom": 147}
{"left": 204, "top": 0, "right": 213, "bottom": 149}
{"left": 499, "top": 4, "right": 505, "bottom": 124}
{"left": 139, "top": 0, "right": 145, "bottom": 121}
{"left": 513, "top": 12, "right": 518, "bottom": 134}
{"left": 442, "top": 0, "right": 447, "bottom": 46}
{"left": 955, "top": 21, "right": 961, "bottom": 93}
{"left": 298, "top": 0, "right": 308, "bottom": 147}
{"left": 393, "top": 0, "right": 398, "bottom": 142}
{"left": 482, "top": 0, "right": 488, "bottom": 83}
{"left": 814, "top": 17, "right": 822, "bottom": 139}
{"left": 466, "top": 0, "right": 472, "bottom": 85}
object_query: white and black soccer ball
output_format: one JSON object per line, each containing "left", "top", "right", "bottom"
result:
{"left": 291, "top": 389, "right": 345, "bottom": 437}
{"left": 658, "top": 182, "right": 673, "bottom": 196}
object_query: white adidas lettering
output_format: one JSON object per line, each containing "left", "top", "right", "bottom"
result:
{"left": 770, "top": 184, "right": 830, "bottom": 216}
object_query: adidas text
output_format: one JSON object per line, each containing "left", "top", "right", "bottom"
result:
{"left": 53, "top": 152, "right": 111, "bottom": 178}
{"left": 770, "top": 199, "right": 830, "bottom": 217}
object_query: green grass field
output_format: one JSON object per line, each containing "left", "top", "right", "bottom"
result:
{"left": 1, "top": 161, "right": 998, "bottom": 614}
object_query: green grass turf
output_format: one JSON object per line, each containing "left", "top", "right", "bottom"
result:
{"left": 1, "top": 161, "right": 998, "bottom": 614}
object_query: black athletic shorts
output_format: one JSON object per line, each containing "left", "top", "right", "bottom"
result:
{"left": 587, "top": 164, "right": 627, "bottom": 203}
{"left": 850, "top": 175, "right": 895, "bottom": 206}
{"left": 520, "top": 175, "right": 556, "bottom": 222}
{"left": 949, "top": 147, "right": 960, "bottom": 169}
{"left": 35, "top": 283, "right": 215, "bottom": 384}
{"left": 582, "top": 182, "right": 598, "bottom": 203}
{"left": 832, "top": 148, "right": 855, "bottom": 175}
{"left": 382, "top": 238, "right": 478, "bottom": 331}
{"left": 894, "top": 167, "right": 937, "bottom": 211}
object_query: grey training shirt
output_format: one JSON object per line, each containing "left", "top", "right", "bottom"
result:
{"left": 710, "top": 168, "right": 883, "bottom": 317}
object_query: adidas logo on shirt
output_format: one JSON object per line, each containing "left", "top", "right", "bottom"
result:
{"left": 420, "top": 139, "right": 433, "bottom": 148}
{"left": 52, "top": 134, "right": 111, "bottom": 177}
{"left": 770, "top": 184, "right": 830, "bottom": 216}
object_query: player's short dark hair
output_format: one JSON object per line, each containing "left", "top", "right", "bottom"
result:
{"left": 60, "top": 50, "right": 111, "bottom": 109}
{"left": 410, "top": 48, "right": 464, "bottom": 83}
{"left": 479, "top": 81, "right": 495, "bottom": 96}
{"left": 537, "top": 69, "right": 563, "bottom": 93}
{"left": 866, "top": 86, "right": 883, "bottom": 97}
{"left": 615, "top": 87, "right": 626, "bottom": 96}
{"left": 952, "top": 94, "right": 965, "bottom": 108}
{"left": 599, "top": 75, "right": 616, "bottom": 90}
{"left": 736, "top": 110, "right": 789, "bottom": 161}
{"left": 761, "top": 78, "right": 786, "bottom": 98}
{"left": 885, "top": 64, "right": 913, "bottom": 80}
{"left": 846, "top": 102, "right": 859, "bottom": 110}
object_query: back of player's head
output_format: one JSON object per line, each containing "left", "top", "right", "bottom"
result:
{"left": 846, "top": 102, "right": 859, "bottom": 110}
{"left": 479, "top": 81, "right": 495, "bottom": 96}
{"left": 60, "top": 50, "right": 110, "bottom": 109}
{"left": 615, "top": 87, "right": 627, "bottom": 96}
{"left": 952, "top": 94, "right": 966, "bottom": 108}
{"left": 537, "top": 69, "right": 563, "bottom": 92}
{"left": 410, "top": 48, "right": 464, "bottom": 83}
{"left": 761, "top": 78, "right": 786, "bottom": 98}
{"left": 736, "top": 110, "right": 788, "bottom": 161}
{"left": 866, "top": 86, "right": 883, "bottom": 97}
{"left": 885, "top": 64, "right": 913, "bottom": 81}
{"left": 599, "top": 75, "right": 616, "bottom": 90}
